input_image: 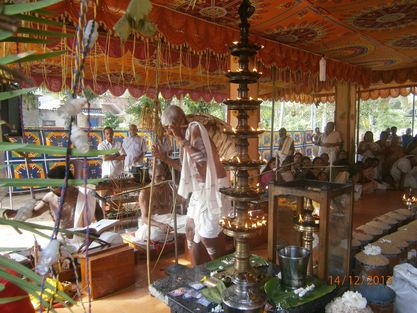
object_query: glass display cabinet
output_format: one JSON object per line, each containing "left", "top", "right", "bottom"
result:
{"left": 267, "top": 180, "right": 353, "bottom": 282}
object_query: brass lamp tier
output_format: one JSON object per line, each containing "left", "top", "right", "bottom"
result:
{"left": 220, "top": 1, "right": 267, "bottom": 312}
{"left": 223, "top": 99, "right": 262, "bottom": 110}
{"left": 226, "top": 71, "right": 261, "bottom": 84}
{"left": 229, "top": 42, "right": 261, "bottom": 57}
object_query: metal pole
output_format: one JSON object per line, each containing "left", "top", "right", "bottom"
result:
{"left": 270, "top": 67, "right": 276, "bottom": 160}
{"left": 356, "top": 87, "right": 361, "bottom": 163}
{"left": 171, "top": 167, "right": 178, "bottom": 265}
{"left": 412, "top": 91, "right": 415, "bottom": 136}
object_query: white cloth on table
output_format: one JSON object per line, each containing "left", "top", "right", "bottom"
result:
{"left": 187, "top": 177, "right": 231, "bottom": 243}
{"left": 318, "top": 131, "right": 342, "bottom": 163}
{"left": 122, "top": 135, "right": 148, "bottom": 170}
{"left": 98, "top": 140, "right": 125, "bottom": 178}
{"left": 277, "top": 135, "right": 294, "bottom": 164}
{"left": 134, "top": 213, "right": 187, "bottom": 242}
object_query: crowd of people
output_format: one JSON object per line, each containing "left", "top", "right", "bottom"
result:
{"left": 260, "top": 124, "right": 417, "bottom": 201}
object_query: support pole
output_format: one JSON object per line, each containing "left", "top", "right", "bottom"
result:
{"left": 412, "top": 91, "right": 415, "bottom": 136}
{"left": 270, "top": 67, "right": 276, "bottom": 160}
{"left": 356, "top": 88, "right": 361, "bottom": 162}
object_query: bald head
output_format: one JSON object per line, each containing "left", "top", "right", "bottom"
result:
{"left": 161, "top": 105, "right": 186, "bottom": 127}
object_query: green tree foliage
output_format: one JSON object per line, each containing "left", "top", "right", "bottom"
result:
{"left": 181, "top": 95, "right": 226, "bottom": 120}
{"left": 358, "top": 96, "right": 412, "bottom": 139}
{"left": 103, "top": 112, "right": 121, "bottom": 129}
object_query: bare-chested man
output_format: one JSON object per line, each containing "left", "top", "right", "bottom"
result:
{"left": 153, "top": 105, "right": 231, "bottom": 265}
{"left": 4, "top": 166, "right": 102, "bottom": 231}
{"left": 135, "top": 162, "right": 186, "bottom": 242}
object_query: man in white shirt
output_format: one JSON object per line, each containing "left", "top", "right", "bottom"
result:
{"left": 122, "top": 124, "right": 148, "bottom": 171}
{"left": 318, "top": 122, "right": 342, "bottom": 164}
{"left": 98, "top": 127, "right": 125, "bottom": 178}
{"left": 390, "top": 155, "right": 417, "bottom": 189}
{"left": 276, "top": 128, "right": 294, "bottom": 164}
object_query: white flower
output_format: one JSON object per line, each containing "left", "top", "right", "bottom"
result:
{"left": 363, "top": 244, "right": 381, "bottom": 256}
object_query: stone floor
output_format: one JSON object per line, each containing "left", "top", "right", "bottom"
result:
{"left": 0, "top": 189, "right": 407, "bottom": 312}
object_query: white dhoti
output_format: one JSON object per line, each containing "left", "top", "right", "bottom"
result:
{"left": 134, "top": 213, "right": 187, "bottom": 242}
{"left": 187, "top": 177, "right": 231, "bottom": 243}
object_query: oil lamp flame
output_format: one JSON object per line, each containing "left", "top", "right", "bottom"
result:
{"left": 233, "top": 41, "right": 239, "bottom": 45}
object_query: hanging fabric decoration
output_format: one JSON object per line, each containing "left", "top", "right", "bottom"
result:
{"left": 71, "top": 123, "right": 90, "bottom": 154}
{"left": 319, "top": 56, "right": 326, "bottom": 82}
{"left": 84, "top": 20, "right": 99, "bottom": 49}
{"left": 60, "top": 97, "right": 87, "bottom": 116}
{"left": 35, "top": 240, "right": 60, "bottom": 276}
{"left": 114, "top": 0, "right": 155, "bottom": 42}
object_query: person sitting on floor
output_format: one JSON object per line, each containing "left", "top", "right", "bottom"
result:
{"left": 135, "top": 162, "right": 186, "bottom": 242}
{"left": 390, "top": 154, "right": 417, "bottom": 190}
{"left": 276, "top": 156, "right": 295, "bottom": 183}
{"left": 4, "top": 166, "right": 102, "bottom": 231}
{"left": 260, "top": 157, "right": 276, "bottom": 189}
{"left": 359, "top": 160, "right": 379, "bottom": 194}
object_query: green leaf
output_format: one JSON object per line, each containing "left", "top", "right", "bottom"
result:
{"left": 0, "top": 52, "right": 35, "bottom": 65}
{"left": 0, "top": 30, "right": 14, "bottom": 41}
{"left": 8, "top": 50, "right": 66, "bottom": 63}
{"left": 0, "top": 142, "right": 117, "bottom": 156}
{"left": 17, "top": 27, "right": 74, "bottom": 38}
{"left": 0, "top": 219, "right": 98, "bottom": 239}
{"left": 0, "top": 36, "right": 59, "bottom": 44}
{"left": 0, "top": 178, "right": 106, "bottom": 187}
{"left": 15, "top": 13, "right": 62, "bottom": 26}
{"left": 3, "top": 0, "right": 63, "bottom": 16}
{"left": 0, "top": 247, "right": 30, "bottom": 252}
{"left": 0, "top": 88, "right": 36, "bottom": 101}
{"left": 0, "top": 295, "right": 27, "bottom": 304}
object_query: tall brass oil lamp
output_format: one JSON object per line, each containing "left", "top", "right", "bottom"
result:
{"left": 294, "top": 199, "right": 319, "bottom": 276}
{"left": 219, "top": 0, "right": 267, "bottom": 312}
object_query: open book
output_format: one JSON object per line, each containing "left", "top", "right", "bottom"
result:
{"left": 68, "top": 219, "right": 119, "bottom": 235}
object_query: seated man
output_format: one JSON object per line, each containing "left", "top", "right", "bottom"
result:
{"left": 135, "top": 162, "right": 186, "bottom": 242}
{"left": 4, "top": 166, "right": 102, "bottom": 230}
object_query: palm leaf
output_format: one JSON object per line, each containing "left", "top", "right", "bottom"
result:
{"left": 3, "top": 0, "right": 63, "bottom": 16}
{"left": 7, "top": 50, "right": 66, "bottom": 63}
{"left": 0, "top": 52, "right": 35, "bottom": 65}
{"left": 0, "top": 142, "right": 117, "bottom": 156}
{"left": 0, "top": 30, "right": 14, "bottom": 41}
{"left": 15, "top": 13, "right": 62, "bottom": 26}
{"left": 17, "top": 27, "right": 74, "bottom": 38}
{"left": 0, "top": 219, "right": 99, "bottom": 240}
{"left": 0, "top": 269, "right": 69, "bottom": 313}
{"left": 0, "top": 295, "right": 27, "bottom": 304}
{"left": 0, "top": 178, "right": 106, "bottom": 187}
{"left": 0, "top": 88, "right": 35, "bottom": 101}
{"left": 0, "top": 36, "right": 59, "bottom": 44}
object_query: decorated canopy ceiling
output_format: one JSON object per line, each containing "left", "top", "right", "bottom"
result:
{"left": 5, "top": 0, "right": 417, "bottom": 102}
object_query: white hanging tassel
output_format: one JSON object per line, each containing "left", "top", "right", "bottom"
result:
{"left": 35, "top": 239, "right": 60, "bottom": 276}
{"left": 71, "top": 123, "right": 90, "bottom": 154}
{"left": 60, "top": 97, "right": 87, "bottom": 116}
{"left": 84, "top": 20, "right": 98, "bottom": 49}
{"left": 319, "top": 56, "right": 326, "bottom": 82}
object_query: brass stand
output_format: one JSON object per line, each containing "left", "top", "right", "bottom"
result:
{"left": 294, "top": 200, "right": 319, "bottom": 276}
{"left": 220, "top": 1, "right": 266, "bottom": 312}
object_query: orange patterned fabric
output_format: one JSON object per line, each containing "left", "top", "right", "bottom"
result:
{"left": 5, "top": 0, "right": 417, "bottom": 102}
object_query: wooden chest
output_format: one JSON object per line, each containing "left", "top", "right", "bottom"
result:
{"left": 76, "top": 244, "right": 135, "bottom": 299}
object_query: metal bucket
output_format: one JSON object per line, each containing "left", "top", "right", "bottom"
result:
{"left": 278, "top": 246, "right": 310, "bottom": 289}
